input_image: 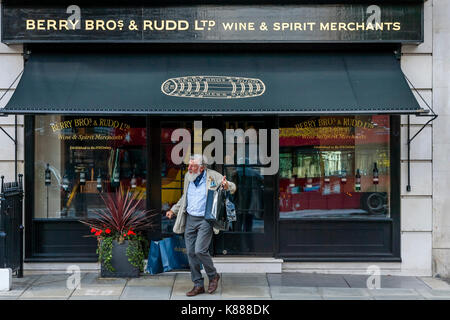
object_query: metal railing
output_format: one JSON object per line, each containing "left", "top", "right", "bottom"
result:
{"left": 0, "top": 174, "right": 24, "bottom": 278}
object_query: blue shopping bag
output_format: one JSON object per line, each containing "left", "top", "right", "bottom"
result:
{"left": 160, "top": 235, "right": 190, "bottom": 272}
{"left": 146, "top": 240, "right": 164, "bottom": 275}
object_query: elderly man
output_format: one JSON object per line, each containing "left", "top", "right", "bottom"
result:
{"left": 166, "top": 154, "right": 236, "bottom": 296}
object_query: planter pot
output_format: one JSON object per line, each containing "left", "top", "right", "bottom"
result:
{"left": 100, "top": 240, "right": 140, "bottom": 278}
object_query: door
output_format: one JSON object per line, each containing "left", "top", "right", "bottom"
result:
{"left": 212, "top": 117, "right": 275, "bottom": 256}
{"left": 156, "top": 116, "right": 275, "bottom": 256}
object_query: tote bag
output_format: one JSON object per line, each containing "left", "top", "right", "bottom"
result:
{"left": 160, "top": 235, "right": 190, "bottom": 272}
{"left": 146, "top": 240, "right": 164, "bottom": 275}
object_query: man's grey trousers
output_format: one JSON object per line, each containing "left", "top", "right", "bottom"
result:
{"left": 184, "top": 214, "right": 217, "bottom": 287}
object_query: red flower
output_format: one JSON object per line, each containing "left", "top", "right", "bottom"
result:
{"left": 90, "top": 228, "right": 96, "bottom": 233}
{"left": 105, "top": 229, "right": 111, "bottom": 234}
{"left": 94, "top": 231, "right": 102, "bottom": 236}
{"left": 127, "top": 230, "right": 136, "bottom": 236}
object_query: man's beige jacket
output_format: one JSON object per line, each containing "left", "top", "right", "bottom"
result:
{"left": 170, "top": 168, "right": 237, "bottom": 235}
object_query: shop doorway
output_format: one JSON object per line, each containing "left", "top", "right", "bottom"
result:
{"left": 155, "top": 116, "right": 275, "bottom": 256}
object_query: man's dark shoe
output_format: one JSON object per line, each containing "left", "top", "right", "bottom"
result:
{"left": 186, "top": 286, "right": 205, "bottom": 297}
{"left": 208, "top": 274, "right": 220, "bottom": 294}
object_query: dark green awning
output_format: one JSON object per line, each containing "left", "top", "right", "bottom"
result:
{"left": 2, "top": 52, "right": 424, "bottom": 115}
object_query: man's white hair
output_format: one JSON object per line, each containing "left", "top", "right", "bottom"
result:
{"left": 189, "top": 154, "right": 208, "bottom": 167}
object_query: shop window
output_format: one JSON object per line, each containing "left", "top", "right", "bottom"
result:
{"left": 34, "top": 115, "right": 147, "bottom": 219}
{"left": 223, "top": 121, "right": 265, "bottom": 233}
{"left": 160, "top": 120, "right": 265, "bottom": 234}
{"left": 279, "top": 116, "right": 390, "bottom": 219}
{"left": 160, "top": 121, "right": 190, "bottom": 234}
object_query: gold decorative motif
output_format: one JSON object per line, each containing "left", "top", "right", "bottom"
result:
{"left": 161, "top": 76, "right": 265, "bottom": 99}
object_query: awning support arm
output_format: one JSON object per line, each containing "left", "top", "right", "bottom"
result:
{"left": 403, "top": 74, "right": 438, "bottom": 192}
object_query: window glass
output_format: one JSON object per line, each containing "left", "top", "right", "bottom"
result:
{"left": 34, "top": 115, "right": 147, "bottom": 219}
{"left": 223, "top": 121, "right": 266, "bottom": 233}
{"left": 279, "top": 116, "right": 390, "bottom": 219}
{"left": 160, "top": 120, "right": 266, "bottom": 234}
{"left": 160, "top": 122, "right": 189, "bottom": 234}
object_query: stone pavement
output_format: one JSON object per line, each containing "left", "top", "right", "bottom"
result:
{"left": 1, "top": 271, "right": 450, "bottom": 300}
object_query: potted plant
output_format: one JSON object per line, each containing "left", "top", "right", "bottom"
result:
{"left": 80, "top": 185, "right": 156, "bottom": 278}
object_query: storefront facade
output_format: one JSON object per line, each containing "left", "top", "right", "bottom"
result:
{"left": 1, "top": 0, "right": 447, "bottom": 276}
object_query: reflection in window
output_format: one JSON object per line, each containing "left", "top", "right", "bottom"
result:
{"left": 279, "top": 116, "right": 390, "bottom": 219}
{"left": 224, "top": 121, "right": 265, "bottom": 233}
{"left": 34, "top": 116, "right": 147, "bottom": 219}
{"left": 225, "top": 166, "right": 264, "bottom": 233}
{"left": 160, "top": 122, "right": 190, "bottom": 234}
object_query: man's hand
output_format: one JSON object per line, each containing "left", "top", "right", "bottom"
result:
{"left": 221, "top": 176, "right": 229, "bottom": 190}
{"left": 166, "top": 210, "right": 175, "bottom": 219}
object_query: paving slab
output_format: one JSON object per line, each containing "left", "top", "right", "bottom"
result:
{"left": 419, "top": 277, "right": 450, "bottom": 290}
{"left": 32, "top": 274, "right": 75, "bottom": 286}
{"left": 221, "top": 297, "right": 273, "bottom": 300}
{"left": 368, "top": 288, "right": 420, "bottom": 297}
{"left": 416, "top": 289, "right": 450, "bottom": 300}
{"left": 222, "top": 285, "right": 271, "bottom": 299}
{"left": 11, "top": 274, "right": 42, "bottom": 287}
{"left": 344, "top": 275, "right": 431, "bottom": 290}
{"left": 373, "top": 295, "right": 425, "bottom": 300}
{"left": 319, "top": 287, "right": 371, "bottom": 298}
{"left": 120, "top": 285, "right": 172, "bottom": 300}
{"left": 0, "top": 284, "right": 29, "bottom": 298}
{"left": 19, "top": 286, "right": 74, "bottom": 299}
{"left": 69, "top": 295, "right": 121, "bottom": 300}
{"left": 71, "top": 286, "right": 125, "bottom": 297}
{"left": 20, "top": 297, "right": 69, "bottom": 300}
{"left": 324, "top": 296, "right": 374, "bottom": 300}
{"left": 0, "top": 296, "right": 19, "bottom": 300}
{"left": 79, "top": 272, "right": 127, "bottom": 288}
{"left": 18, "top": 273, "right": 80, "bottom": 299}
{"left": 268, "top": 273, "right": 349, "bottom": 288}
{"left": 221, "top": 274, "right": 270, "bottom": 298}
{"left": 270, "top": 286, "right": 321, "bottom": 300}
{"left": 127, "top": 274, "right": 175, "bottom": 287}
{"left": 221, "top": 273, "right": 268, "bottom": 286}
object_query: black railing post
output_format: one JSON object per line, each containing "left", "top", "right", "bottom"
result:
{"left": 18, "top": 174, "right": 24, "bottom": 278}
{"left": 0, "top": 176, "right": 5, "bottom": 268}
{"left": 18, "top": 225, "right": 24, "bottom": 278}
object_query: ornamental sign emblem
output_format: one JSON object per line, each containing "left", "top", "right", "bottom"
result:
{"left": 161, "top": 76, "right": 266, "bottom": 99}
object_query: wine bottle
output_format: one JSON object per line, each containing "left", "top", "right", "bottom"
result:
{"left": 96, "top": 169, "right": 102, "bottom": 192}
{"left": 373, "top": 162, "right": 379, "bottom": 185}
{"left": 131, "top": 174, "right": 137, "bottom": 189}
{"left": 341, "top": 169, "right": 347, "bottom": 184}
{"left": 80, "top": 169, "right": 86, "bottom": 185}
{"left": 324, "top": 170, "right": 330, "bottom": 184}
{"left": 112, "top": 149, "right": 120, "bottom": 187}
{"left": 45, "top": 163, "right": 51, "bottom": 186}
{"left": 306, "top": 173, "right": 312, "bottom": 189}
{"left": 355, "top": 169, "right": 361, "bottom": 191}
{"left": 62, "top": 174, "right": 70, "bottom": 191}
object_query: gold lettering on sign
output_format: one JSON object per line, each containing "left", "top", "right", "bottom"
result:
{"left": 50, "top": 118, "right": 131, "bottom": 133}
{"left": 143, "top": 20, "right": 190, "bottom": 31}
{"left": 24, "top": 17, "right": 403, "bottom": 33}
{"left": 26, "top": 19, "right": 77, "bottom": 31}
{"left": 51, "top": 120, "right": 73, "bottom": 132}
{"left": 320, "top": 21, "right": 401, "bottom": 31}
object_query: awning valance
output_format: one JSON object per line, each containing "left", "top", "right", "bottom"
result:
{"left": 2, "top": 51, "right": 424, "bottom": 115}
